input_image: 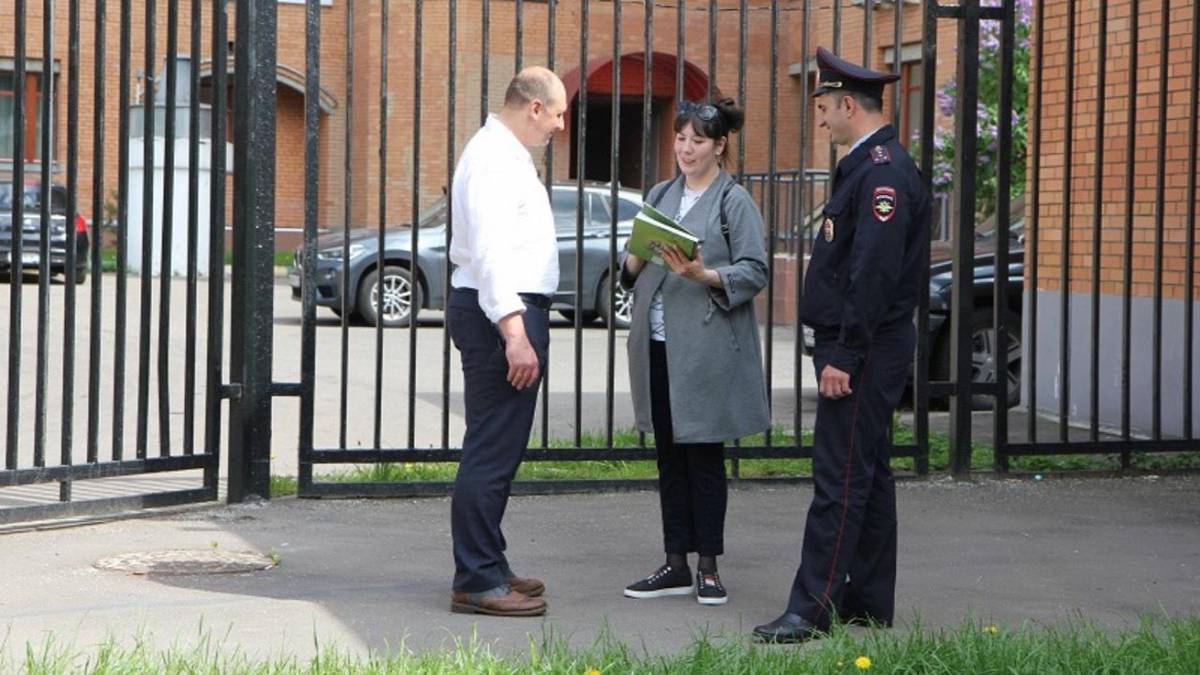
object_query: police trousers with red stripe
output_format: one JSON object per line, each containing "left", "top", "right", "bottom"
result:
{"left": 786, "top": 318, "right": 916, "bottom": 628}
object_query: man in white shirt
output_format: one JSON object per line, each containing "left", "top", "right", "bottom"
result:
{"left": 446, "top": 66, "right": 565, "bottom": 617}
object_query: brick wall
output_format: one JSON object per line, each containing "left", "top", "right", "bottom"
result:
{"left": 1029, "top": 0, "right": 1199, "bottom": 300}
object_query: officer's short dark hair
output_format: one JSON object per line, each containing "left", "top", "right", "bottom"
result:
{"left": 836, "top": 91, "right": 883, "bottom": 114}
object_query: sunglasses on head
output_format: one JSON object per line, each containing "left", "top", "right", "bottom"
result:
{"left": 676, "top": 100, "right": 720, "bottom": 122}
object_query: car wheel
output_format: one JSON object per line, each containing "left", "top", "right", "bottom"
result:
{"left": 597, "top": 275, "right": 633, "bottom": 329}
{"left": 934, "top": 307, "right": 1022, "bottom": 409}
{"left": 358, "top": 265, "right": 421, "bottom": 327}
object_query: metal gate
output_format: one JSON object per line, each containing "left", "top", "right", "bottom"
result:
{"left": 0, "top": 0, "right": 234, "bottom": 524}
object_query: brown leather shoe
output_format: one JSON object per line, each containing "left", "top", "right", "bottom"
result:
{"left": 506, "top": 575, "right": 545, "bottom": 598}
{"left": 450, "top": 589, "right": 547, "bottom": 617}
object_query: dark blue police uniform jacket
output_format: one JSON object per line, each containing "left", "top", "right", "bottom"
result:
{"left": 799, "top": 124, "right": 928, "bottom": 374}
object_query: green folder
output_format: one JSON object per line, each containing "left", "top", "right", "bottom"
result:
{"left": 627, "top": 203, "right": 700, "bottom": 266}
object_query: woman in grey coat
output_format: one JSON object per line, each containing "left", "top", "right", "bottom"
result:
{"left": 620, "top": 98, "right": 770, "bottom": 606}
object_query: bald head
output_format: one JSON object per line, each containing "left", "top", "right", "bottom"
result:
{"left": 498, "top": 66, "right": 567, "bottom": 148}
{"left": 504, "top": 66, "right": 565, "bottom": 110}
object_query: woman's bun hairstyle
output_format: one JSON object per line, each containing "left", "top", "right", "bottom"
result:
{"left": 714, "top": 97, "right": 745, "bottom": 134}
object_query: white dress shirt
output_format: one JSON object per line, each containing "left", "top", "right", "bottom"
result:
{"left": 848, "top": 125, "right": 886, "bottom": 156}
{"left": 450, "top": 114, "right": 559, "bottom": 324}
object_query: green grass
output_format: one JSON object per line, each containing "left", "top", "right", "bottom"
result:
{"left": 10, "top": 616, "right": 1200, "bottom": 674}
{"left": 271, "top": 424, "right": 1200, "bottom": 495}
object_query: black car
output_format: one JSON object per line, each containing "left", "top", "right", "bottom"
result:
{"left": 290, "top": 183, "right": 643, "bottom": 328}
{"left": 803, "top": 199, "right": 1025, "bottom": 409}
{"left": 0, "top": 183, "right": 90, "bottom": 284}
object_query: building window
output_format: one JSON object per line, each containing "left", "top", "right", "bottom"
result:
{"left": 0, "top": 71, "right": 49, "bottom": 162}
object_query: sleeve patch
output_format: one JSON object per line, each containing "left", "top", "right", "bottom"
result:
{"left": 872, "top": 186, "right": 897, "bottom": 222}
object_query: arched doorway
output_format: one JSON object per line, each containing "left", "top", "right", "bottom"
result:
{"left": 561, "top": 52, "right": 716, "bottom": 189}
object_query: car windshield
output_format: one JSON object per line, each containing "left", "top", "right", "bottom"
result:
{"left": 416, "top": 198, "right": 448, "bottom": 228}
{"left": 0, "top": 185, "right": 68, "bottom": 214}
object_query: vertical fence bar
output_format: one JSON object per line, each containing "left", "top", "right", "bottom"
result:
{"left": 1186, "top": 0, "right": 1199, "bottom": 440}
{"left": 158, "top": 0, "right": 180, "bottom": 457}
{"left": 677, "top": 0, "right": 684, "bottom": 103}
{"left": 441, "top": 0, "right": 456, "bottom": 451}
{"left": 515, "top": 0, "right": 523, "bottom": 73}
{"left": 300, "top": 0, "right": 320, "bottom": 489}
{"left": 338, "top": 0, "right": 354, "bottom": 451}
{"left": 992, "top": 0, "right": 1014, "bottom": 471}
{"left": 916, "top": 0, "right": 935, "bottom": 475}
{"left": 61, "top": 0, "right": 82, "bottom": 497}
{"left": 116, "top": 0, "right": 131, "bottom": 462}
{"left": 373, "top": 0, "right": 388, "bottom": 450}
{"left": 829, "top": 0, "right": 841, "bottom": 174}
{"left": 183, "top": 0, "right": 201, "bottom": 456}
{"left": 1089, "top": 0, "right": 1107, "bottom": 443}
{"left": 764, "top": 0, "right": 778, "bottom": 447}
{"left": 948, "top": 0, "right": 981, "bottom": 475}
{"left": 137, "top": 0, "right": 157, "bottom": 459}
{"left": 707, "top": 0, "right": 716, "bottom": 102}
{"left": 605, "top": 0, "right": 621, "bottom": 448}
{"left": 540, "top": 0, "right": 556, "bottom": 450}
{"left": 864, "top": 0, "right": 874, "bottom": 65}
{"left": 574, "top": 0, "right": 587, "bottom": 448}
{"left": 34, "top": 0, "right": 55, "bottom": 469}
{"left": 892, "top": 0, "right": 902, "bottom": 131}
{"left": 228, "top": 0, "right": 278, "bottom": 501}
{"left": 408, "top": 0, "right": 423, "bottom": 449}
{"left": 1028, "top": 0, "right": 1043, "bottom": 446}
{"left": 1151, "top": 0, "right": 1169, "bottom": 442}
{"left": 204, "top": 0, "right": 227, "bottom": 480}
{"left": 643, "top": 0, "right": 653, "bottom": 195}
{"left": 6, "top": 0, "right": 25, "bottom": 471}
{"left": 1058, "top": 0, "right": 1075, "bottom": 444}
{"left": 481, "top": 0, "right": 489, "bottom": 125}
{"left": 795, "top": 0, "right": 810, "bottom": 457}
{"left": 737, "top": 0, "right": 746, "bottom": 175}
{"left": 1121, "top": 0, "right": 1136, "bottom": 453}
{"left": 87, "top": 0, "right": 107, "bottom": 464}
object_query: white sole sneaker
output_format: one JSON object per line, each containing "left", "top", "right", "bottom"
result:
{"left": 697, "top": 594, "right": 728, "bottom": 606}
{"left": 623, "top": 585, "right": 694, "bottom": 599}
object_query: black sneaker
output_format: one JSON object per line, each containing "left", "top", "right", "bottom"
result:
{"left": 623, "top": 564, "right": 693, "bottom": 599}
{"left": 696, "top": 571, "right": 727, "bottom": 605}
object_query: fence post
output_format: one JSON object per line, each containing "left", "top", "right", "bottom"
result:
{"left": 228, "top": 0, "right": 278, "bottom": 502}
{"left": 948, "top": 0, "right": 981, "bottom": 477}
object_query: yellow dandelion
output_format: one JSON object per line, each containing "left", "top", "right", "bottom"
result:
{"left": 585, "top": 670, "right": 601, "bottom": 675}
{"left": 854, "top": 655, "right": 872, "bottom": 669}
{"left": 983, "top": 624, "right": 1000, "bottom": 635}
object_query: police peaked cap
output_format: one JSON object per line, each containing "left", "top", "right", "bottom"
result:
{"left": 811, "top": 46, "right": 900, "bottom": 99}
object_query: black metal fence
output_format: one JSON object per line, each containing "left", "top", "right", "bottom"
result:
{"left": 2, "top": 0, "right": 1197, "bottom": 523}
{"left": 0, "top": 0, "right": 227, "bottom": 523}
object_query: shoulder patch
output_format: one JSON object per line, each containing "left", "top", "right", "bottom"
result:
{"left": 870, "top": 145, "right": 891, "bottom": 165}
{"left": 872, "top": 186, "right": 897, "bottom": 222}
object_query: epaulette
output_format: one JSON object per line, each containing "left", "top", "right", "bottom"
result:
{"left": 870, "top": 145, "right": 891, "bottom": 165}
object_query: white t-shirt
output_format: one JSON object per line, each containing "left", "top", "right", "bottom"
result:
{"left": 649, "top": 184, "right": 707, "bottom": 342}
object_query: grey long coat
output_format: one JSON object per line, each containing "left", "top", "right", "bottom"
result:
{"left": 621, "top": 171, "right": 770, "bottom": 443}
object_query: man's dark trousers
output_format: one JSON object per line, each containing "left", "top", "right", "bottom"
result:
{"left": 447, "top": 287, "right": 549, "bottom": 593}
{"left": 787, "top": 318, "right": 915, "bottom": 628}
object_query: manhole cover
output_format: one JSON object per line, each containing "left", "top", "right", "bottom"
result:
{"left": 94, "top": 549, "right": 277, "bottom": 575}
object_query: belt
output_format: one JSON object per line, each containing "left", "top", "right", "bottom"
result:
{"left": 451, "top": 287, "right": 551, "bottom": 311}
{"left": 518, "top": 293, "right": 552, "bottom": 310}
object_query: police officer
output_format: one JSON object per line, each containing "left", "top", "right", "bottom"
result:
{"left": 752, "top": 47, "right": 929, "bottom": 643}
